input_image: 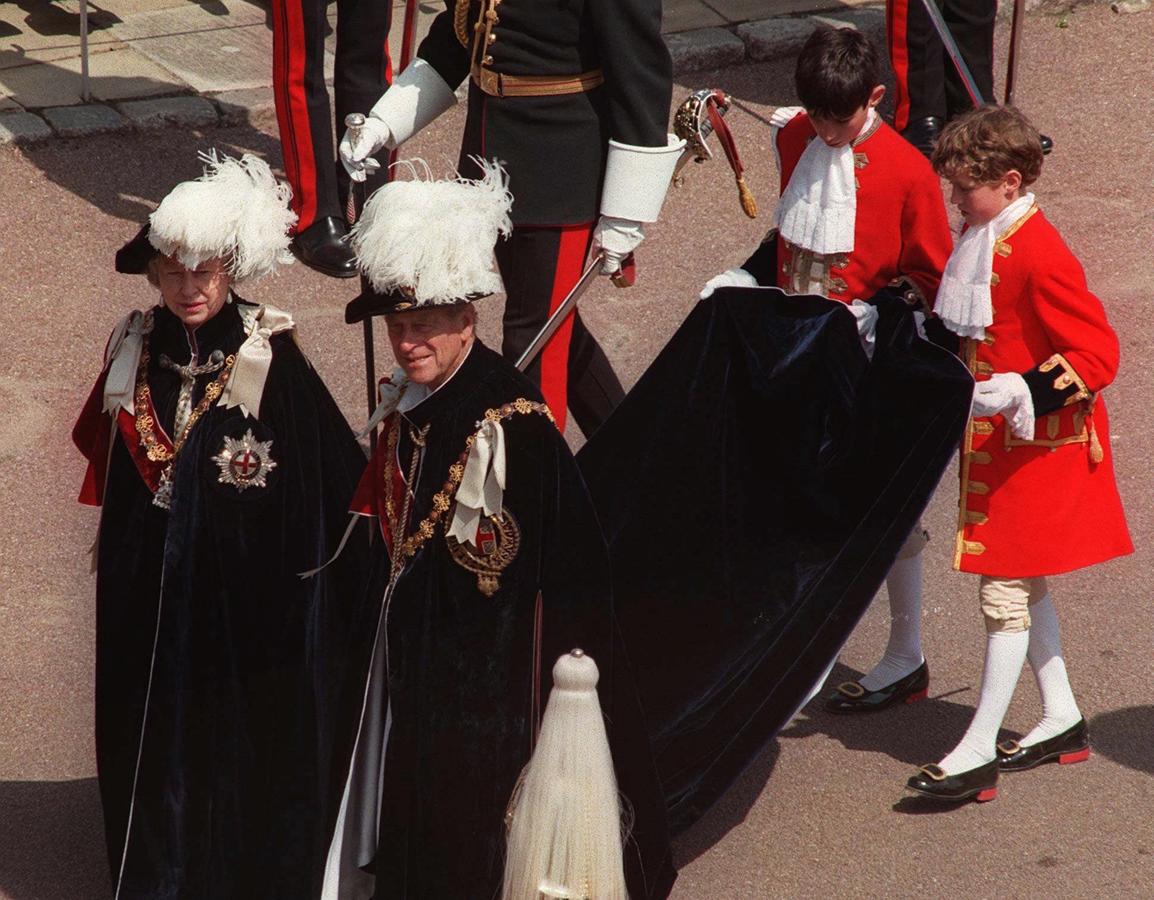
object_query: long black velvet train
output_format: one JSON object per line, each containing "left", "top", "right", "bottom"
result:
{"left": 577, "top": 287, "right": 973, "bottom": 833}
{"left": 74, "top": 300, "right": 378, "bottom": 899}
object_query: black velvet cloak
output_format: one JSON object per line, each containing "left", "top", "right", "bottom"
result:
{"left": 72, "top": 300, "right": 377, "bottom": 899}
{"left": 577, "top": 287, "right": 973, "bottom": 833}
{"left": 329, "top": 340, "right": 675, "bottom": 900}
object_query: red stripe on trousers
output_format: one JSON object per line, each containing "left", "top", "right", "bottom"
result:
{"left": 539, "top": 224, "right": 594, "bottom": 434}
{"left": 887, "top": 0, "right": 913, "bottom": 132}
{"left": 271, "top": 0, "right": 319, "bottom": 232}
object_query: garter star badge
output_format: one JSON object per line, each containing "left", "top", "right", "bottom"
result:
{"left": 212, "top": 428, "right": 277, "bottom": 491}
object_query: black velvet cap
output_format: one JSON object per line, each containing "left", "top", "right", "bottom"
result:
{"left": 115, "top": 223, "right": 158, "bottom": 274}
{"left": 344, "top": 286, "right": 487, "bottom": 324}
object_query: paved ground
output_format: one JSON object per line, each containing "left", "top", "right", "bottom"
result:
{"left": 0, "top": 0, "right": 878, "bottom": 114}
{"left": 1, "top": 3, "right": 1152, "bottom": 899}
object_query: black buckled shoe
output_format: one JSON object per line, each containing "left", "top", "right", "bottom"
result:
{"left": 901, "top": 116, "right": 943, "bottom": 159}
{"left": 997, "top": 718, "right": 1089, "bottom": 772}
{"left": 824, "top": 660, "right": 929, "bottom": 714}
{"left": 290, "top": 216, "right": 358, "bottom": 278}
{"left": 906, "top": 760, "right": 998, "bottom": 803}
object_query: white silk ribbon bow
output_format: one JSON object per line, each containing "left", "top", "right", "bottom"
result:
{"left": 218, "top": 305, "right": 295, "bottom": 419}
{"left": 447, "top": 418, "right": 506, "bottom": 547}
{"left": 358, "top": 368, "right": 410, "bottom": 439}
{"left": 102, "top": 310, "right": 150, "bottom": 414}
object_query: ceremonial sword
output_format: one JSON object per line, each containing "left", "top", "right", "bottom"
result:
{"left": 516, "top": 89, "right": 746, "bottom": 373}
{"left": 914, "top": 0, "right": 985, "bottom": 108}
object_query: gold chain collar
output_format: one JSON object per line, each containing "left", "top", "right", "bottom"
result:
{"left": 132, "top": 310, "right": 238, "bottom": 505}
{"left": 385, "top": 398, "right": 554, "bottom": 567}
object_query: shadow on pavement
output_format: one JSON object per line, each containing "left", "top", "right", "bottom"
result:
{"left": 672, "top": 739, "right": 780, "bottom": 867}
{"left": 1089, "top": 705, "right": 1154, "bottom": 775}
{"left": 777, "top": 662, "right": 978, "bottom": 766}
{"left": 0, "top": 777, "right": 112, "bottom": 900}
{"left": 3, "top": 1, "right": 121, "bottom": 38}
{"left": 18, "top": 116, "right": 283, "bottom": 224}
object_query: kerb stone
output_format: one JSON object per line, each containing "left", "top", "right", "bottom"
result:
{"left": 42, "top": 104, "right": 129, "bottom": 138}
{"left": 736, "top": 18, "right": 815, "bottom": 61}
{"left": 0, "top": 111, "right": 53, "bottom": 144}
{"left": 666, "top": 28, "right": 747, "bottom": 75}
{"left": 119, "top": 96, "right": 218, "bottom": 130}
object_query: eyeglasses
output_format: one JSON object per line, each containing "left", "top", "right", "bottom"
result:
{"left": 158, "top": 267, "right": 227, "bottom": 286}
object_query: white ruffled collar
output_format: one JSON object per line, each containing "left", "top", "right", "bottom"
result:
{"left": 774, "top": 108, "right": 877, "bottom": 255}
{"left": 935, "top": 193, "right": 1036, "bottom": 339}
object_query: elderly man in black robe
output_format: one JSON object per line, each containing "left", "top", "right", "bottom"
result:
{"left": 320, "top": 162, "right": 674, "bottom": 900}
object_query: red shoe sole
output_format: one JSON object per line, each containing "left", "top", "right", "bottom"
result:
{"left": 1059, "top": 747, "right": 1090, "bottom": 765}
{"left": 975, "top": 788, "right": 997, "bottom": 802}
{"left": 904, "top": 687, "right": 929, "bottom": 704}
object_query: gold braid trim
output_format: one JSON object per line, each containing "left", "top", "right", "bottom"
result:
{"left": 453, "top": 0, "right": 470, "bottom": 47}
{"left": 133, "top": 310, "right": 237, "bottom": 464}
{"left": 394, "top": 398, "right": 554, "bottom": 563}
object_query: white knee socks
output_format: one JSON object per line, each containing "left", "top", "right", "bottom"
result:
{"left": 859, "top": 552, "right": 924, "bottom": 692}
{"left": 938, "top": 629, "right": 1029, "bottom": 774}
{"left": 1020, "top": 595, "right": 1082, "bottom": 746}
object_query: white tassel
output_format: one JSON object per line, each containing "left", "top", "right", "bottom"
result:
{"left": 502, "top": 651, "right": 628, "bottom": 900}
{"left": 351, "top": 158, "right": 513, "bottom": 303}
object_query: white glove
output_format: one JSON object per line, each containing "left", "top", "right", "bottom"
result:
{"left": 699, "top": 267, "right": 758, "bottom": 299}
{"left": 339, "top": 117, "right": 391, "bottom": 183}
{"left": 592, "top": 216, "right": 645, "bottom": 275}
{"left": 972, "top": 372, "right": 1035, "bottom": 440}
{"left": 847, "top": 299, "right": 879, "bottom": 359}
{"left": 340, "top": 58, "right": 458, "bottom": 183}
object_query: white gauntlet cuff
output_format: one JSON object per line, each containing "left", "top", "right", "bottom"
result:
{"left": 599, "top": 135, "right": 686, "bottom": 223}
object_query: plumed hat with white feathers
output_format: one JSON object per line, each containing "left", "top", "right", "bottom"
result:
{"left": 345, "top": 159, "right": 513, "bottom": 323}
{"left": 115, "top": 151, "right": 297, "bottom": 281}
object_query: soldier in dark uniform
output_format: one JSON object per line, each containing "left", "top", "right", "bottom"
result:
{"left": 885, "top": 0, "right": 996, "bottom": 155}
{"left": 270, "top": 0, "right": 392, "bottom": 277}
{"left": 338, "top": 0, "right": 683, "bottom": 435}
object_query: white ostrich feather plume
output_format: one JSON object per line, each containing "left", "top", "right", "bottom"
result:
{"left": 148, "top": 151, "right": 297, "bottom": 282}
{"left": 351, "top": 158, "right": 513, "bottom": 303}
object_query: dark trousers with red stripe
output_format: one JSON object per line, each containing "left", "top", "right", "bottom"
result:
{"left": 886, "top": 0, "right": 995, "bottom": 131}
{"left": 495, "top": 224, "right": 625, "bottom": 437}
{"left": 271, "top": 0, "right": 392, "bottom": 233}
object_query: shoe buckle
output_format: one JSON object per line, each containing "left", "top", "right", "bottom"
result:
{"left": 836, "top": 681, "right": 865, "bottom": 699}
{"left": 997, "top": 740, "right": 1020, "bottom": 755}
{"left": 917, "top": 764, "right": 946, "bottom": 782}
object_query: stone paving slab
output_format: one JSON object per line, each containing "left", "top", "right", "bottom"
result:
{"left": 129, "top": 23, "right": 283, "bottom": 93}
{"left": 0, "top": 111, "right": 53, "bottom": 144}
{"left": 0, "top": 47, "right": 184, "bottom": 109}
{"left": 0, "top": 60, "right": 85, "bottom": 108}
{"left": 42, "top": 102, "right": 128, "bottom": 137}
{"left": 119, "top": 95, "right": 218, "bottom": 129}
{"left": 0, "top": 35, "right": 128, "bottom": 72}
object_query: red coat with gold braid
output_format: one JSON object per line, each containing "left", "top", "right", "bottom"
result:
{"left": 742, "top": 110, "right": 953, "bottom": 305}
{"left": 954, "top": 205, "right": 1132, "bottom": 577}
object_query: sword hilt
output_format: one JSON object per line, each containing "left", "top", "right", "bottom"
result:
{"left": 345, "top": 113, "right": 367, "bottom": 225}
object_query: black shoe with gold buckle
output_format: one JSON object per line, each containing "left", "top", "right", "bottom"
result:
{"left": 906, "top": 760, "right": 998, "bottom": 803}
{"left": 997, "top": 719, "right": 1089, "bottom": 772}
{"left": 823, "top": 660, "right": 929, "bottom": 714}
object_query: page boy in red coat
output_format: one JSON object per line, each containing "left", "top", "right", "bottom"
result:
{"left": 702, "top": 27, "right": 954, "bottom": 715}
{"left": 907, "top": 105, "right": 1132, "bottom": 803}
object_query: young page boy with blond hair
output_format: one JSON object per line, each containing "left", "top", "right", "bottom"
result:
{"left": 702, "top": 26, "right": 954, "bottom": 713}
{"left": 906, "top": 105, "right": 1131, "bottom": 803}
